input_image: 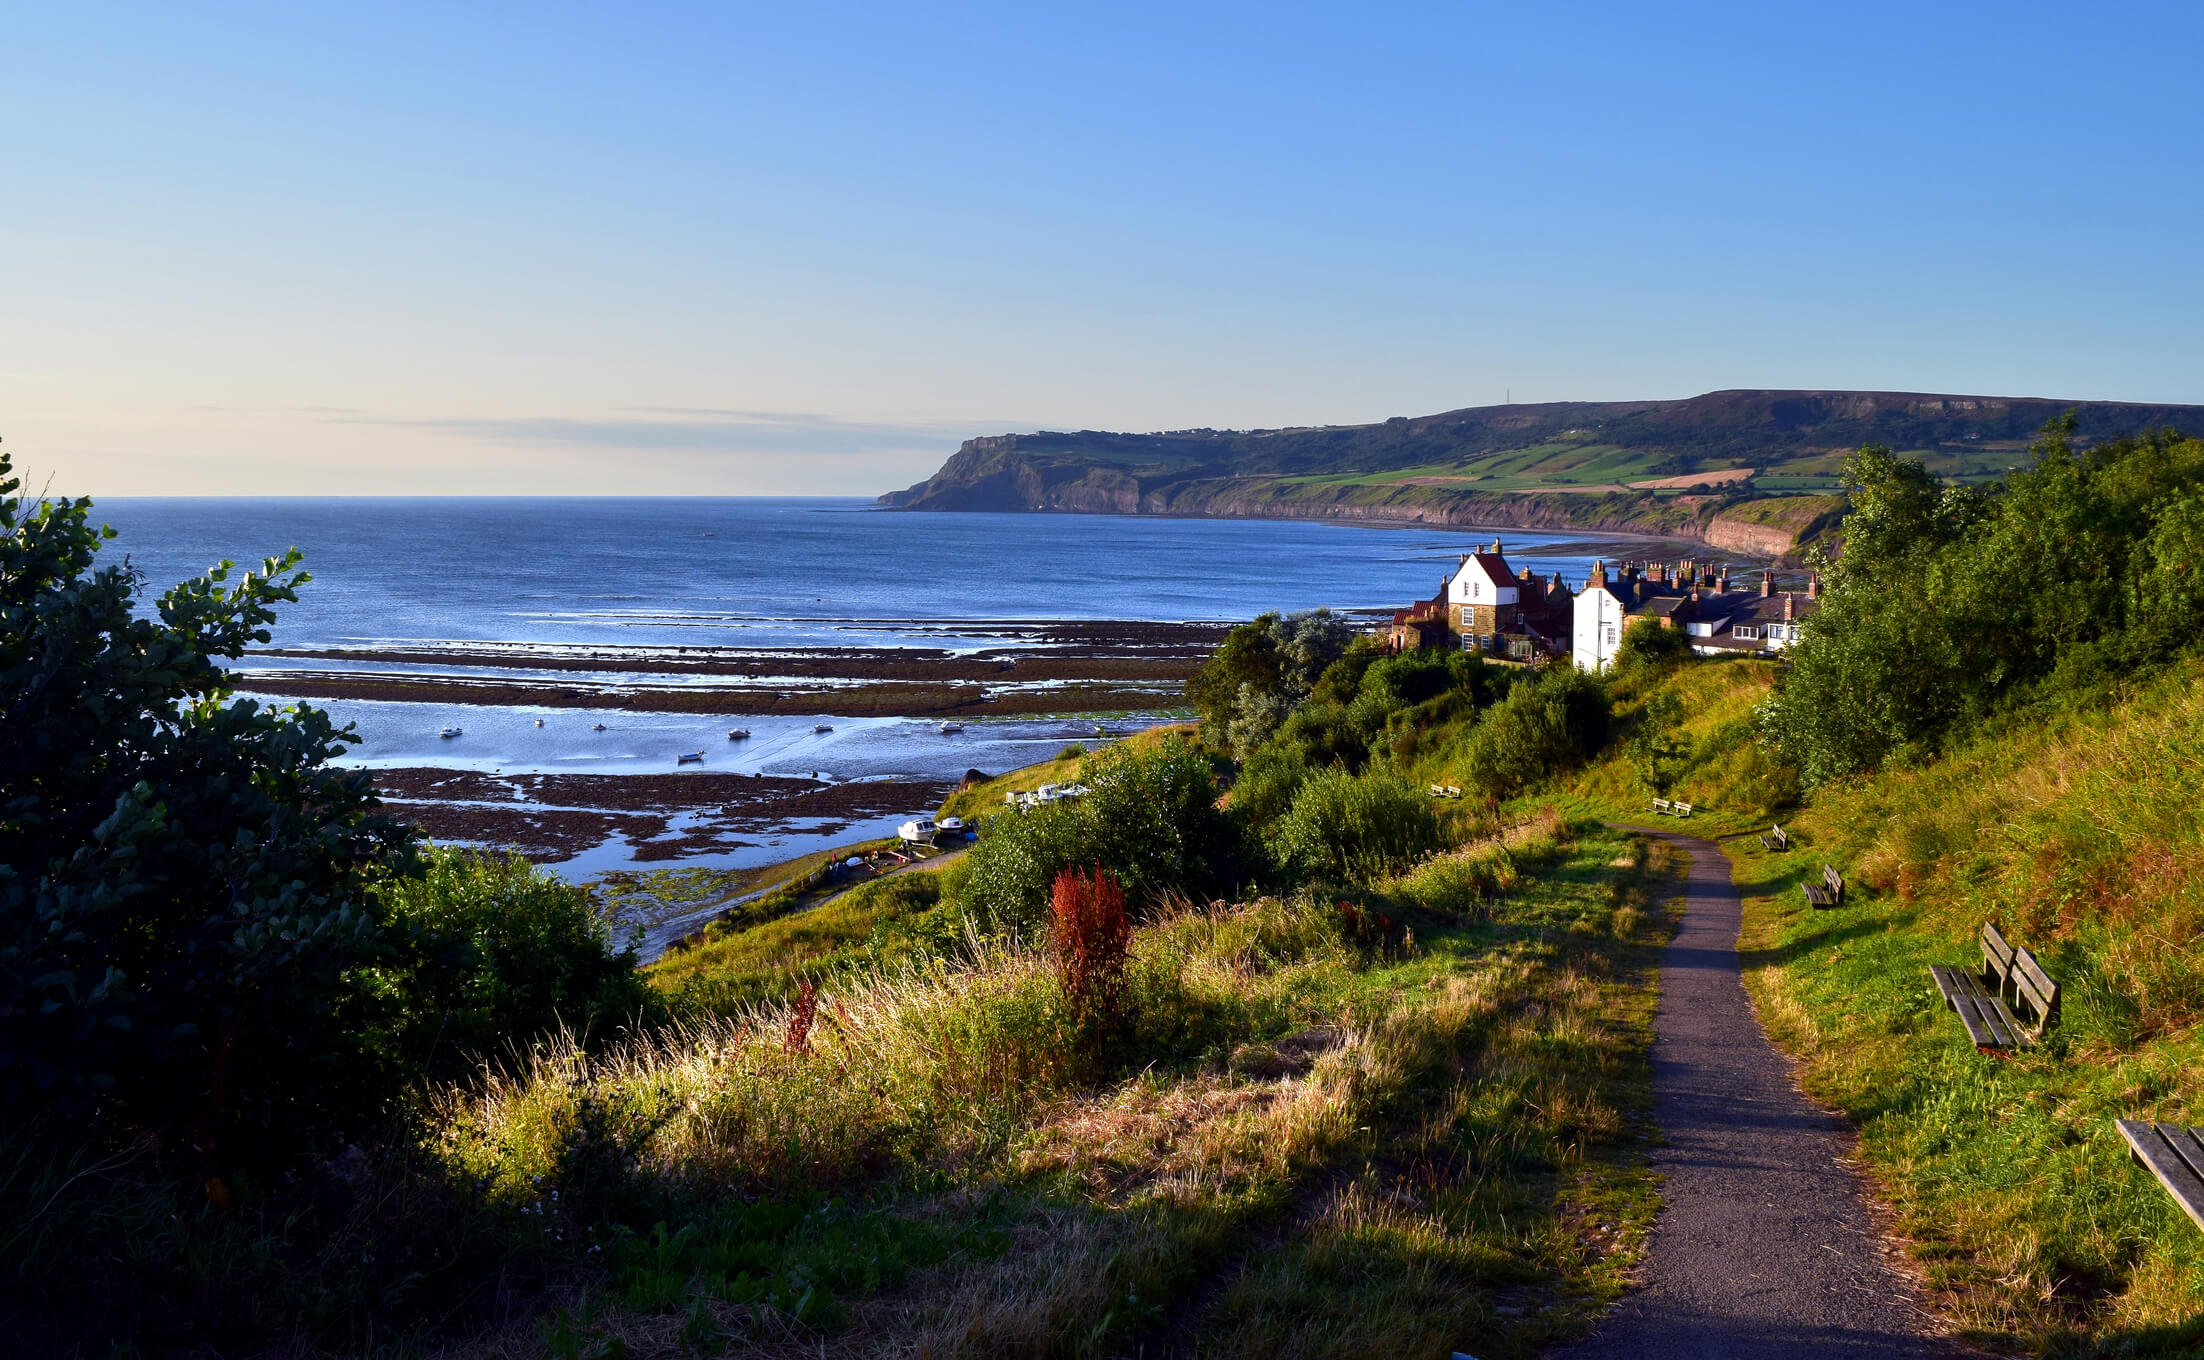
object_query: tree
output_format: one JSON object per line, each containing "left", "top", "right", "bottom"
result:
{"left": 1626, "top": 693, "right": 1694, "bottom": 797}
{"left": 1187, "top": 609, "right": 1354, "bottom": 751}
{"left": 0, "top": 454, "right": 413, "bottom": 1169}
{"left": 1611, "top": 616, "right": 1692, "bottom": 674}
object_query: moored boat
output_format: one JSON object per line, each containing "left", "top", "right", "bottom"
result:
{"left": 677, "top": 751, "right": 705, "bottom": 764}
{"left": 938, "top": 721, "right": 964, "bottom": 734}
{"left": 814, "top": 723, "right": 834, "bottom": 733}
{"left": 728, "top": 727, "right": 750, "bottom": 740}
{"left": 438, "top": 726, "right": 463, "bottom": 738}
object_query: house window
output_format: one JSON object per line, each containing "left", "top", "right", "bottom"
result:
{"left": 1733, "top": 625, "right": 1760, "bottom": 641}
{"left": 1603, "top": 623, "right": 1617, "bottom": 647}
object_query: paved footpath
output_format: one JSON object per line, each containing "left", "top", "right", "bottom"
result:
{"left": 1552, "top": 831, "right": 1950, "bottom": 1359}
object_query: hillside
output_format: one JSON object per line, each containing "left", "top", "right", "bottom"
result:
{"left": 881, "top": 389, "right": 2204, "bottom": 557}
{"left": 1540, "top": 655, "right": 2204, "bottom": 1351}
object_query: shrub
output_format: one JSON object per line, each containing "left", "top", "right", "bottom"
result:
{"left": 1230, "top": 740, "right": 1310, "bottom": 831}
{"left": 1049, "top": 868, "right": 1131, "bottom": 1029}
{"left": 959, "top": 736, "right": 1243, "bottom": 935}
{"left": 0, "top": 455, "right": 416, "bottom": 1169}
{"left": 1462, "top": 665, "right": 1610, "bottom": 799}
{"left": 366, "top": 847, "right": 655, "bottom": 1080}
{"left": 1271, "top": 768, "right": 1441, "bottom": 886}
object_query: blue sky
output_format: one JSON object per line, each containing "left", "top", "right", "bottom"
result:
{"left": 9, "top": 1, "right": 2202, "bottom": 494}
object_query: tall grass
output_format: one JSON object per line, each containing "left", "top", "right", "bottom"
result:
{"left": 408, "top": 817, "right": 1674, "bottom": 1357}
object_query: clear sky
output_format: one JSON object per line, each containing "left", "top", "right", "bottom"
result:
{"left": 10, "top": 1, "right": 2203, "bottom": 496}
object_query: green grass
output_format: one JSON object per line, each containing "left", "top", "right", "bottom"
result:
{"left": 1585, "top": 654, "right": 2204, "bottom": 1353}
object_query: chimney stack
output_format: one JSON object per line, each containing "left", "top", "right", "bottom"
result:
{"left": 1590, "top": 559, "right": 1608, "bottom": 587}
{"left": 1808, "top": 573, "right": 1822, "bottom": 600}
{"left": 1716, "top": 565, "right": 1730, "bottom": 593}
{"left": 1783, "top": 591, "right": 1796, "bottom": 622}
{"left": 1761, "top": 569, "right": 1774, "bottom": 598}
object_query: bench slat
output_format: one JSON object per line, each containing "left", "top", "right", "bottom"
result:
{"left": 1930, "top": 966, "right": 2010, "bottom": 1048}
{"left": 1982, "top": 994, "right": 2027, "bottom": 1049}
{"left": 2013, "top": 948, "right": 2061, "bottom": 1025}
{"left": 1981, "top": 923, "right": 2017, "bottom": 975}
{"left": 2119, "top": 1119, "right": 2204, "bottom": 1231}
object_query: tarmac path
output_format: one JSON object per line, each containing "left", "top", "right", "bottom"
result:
{"left": 1552, "top": 830, "right": 1949, "bottom": 1359}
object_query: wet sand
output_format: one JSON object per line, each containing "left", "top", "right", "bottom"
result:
{"left": 373, "top": 766, "right": 955, "bottom": 864}
{"left": 245, "top": 619, "right": 1244, "bottom": 718}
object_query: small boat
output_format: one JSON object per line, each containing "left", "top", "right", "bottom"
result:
{"left": 936, "top": 816, "right": 966, "bottom": 834}
{"left": 592, "top": 723, "right": 607, "bottom": 731}
{"left": 898, "top": 817, "right": 938, "bottom": 845}
{"left": 727, "top": 727, "right": 751, "bottom": 740}
{"left": 534, "top": 718, "right": 545, "bottom": 727}
{"left": 814, "top": 723, "right": 834, "bottom": 734}
{"left": 938, "top": 721, "right": 964, "bottom": 734}
{"left": 1093, "top": 722, "right": 1107, "bottom": 737}
{"left": 677, "top": 751, "right": 705, "bottom": 765}
{"left": 438, "top": 726, "right": 463, "bottom": 739}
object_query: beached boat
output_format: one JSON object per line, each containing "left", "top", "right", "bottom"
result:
{"left": 438, "top": 726, "right": 463, "bottom": 738}
{"left": 898, "top": 817, "right": 937, "bottom": 845}
{"left": 727, "top": 727, "right": 750, "bottom": 740}
{"left": 677, "top": 751, "right": 705, "bottom": 765}
{"left": 936, "top": 816, "right": 965, "bottom": 835}
{"left": 814, "top": 723, "right": 834, "bottom": 733}
{"left": 938, "top": 721, "right": 964, "bottom": 734}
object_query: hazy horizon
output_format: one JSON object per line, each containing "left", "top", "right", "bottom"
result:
{"left": 11, "top": 2, "right": 2203, "bottom": 497}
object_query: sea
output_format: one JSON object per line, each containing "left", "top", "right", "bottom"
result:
{"left": 93, "top": 499, "right": 1645, "bottom": 873}
{"left": 94, "top": 497, "right": 1622, "bottom": 652}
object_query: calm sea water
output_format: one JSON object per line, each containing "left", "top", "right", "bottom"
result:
{"left": 90, "top": 500, "right": 1659, "bottom": 871}
{"left": 93, "top": 498, "right": 1625, "bottom": 651}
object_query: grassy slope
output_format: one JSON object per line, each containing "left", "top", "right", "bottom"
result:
{"left": 506, "top": 797, "right": 1680, "bottom": 1355}
{"left": 1567, "top": 657, "right": 2204, "bottom": 1354}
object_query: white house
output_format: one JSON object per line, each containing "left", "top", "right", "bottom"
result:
{"left": 1446, "top": 540, "right": 1522, "bottom": 650}
{"left": 1572, "top": 561, "right": 1632, "bottom": 673}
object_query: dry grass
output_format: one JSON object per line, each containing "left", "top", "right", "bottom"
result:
{"left": 418, "top": 817, "right": 1673, "bottom": 1359}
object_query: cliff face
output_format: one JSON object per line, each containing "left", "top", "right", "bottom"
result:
{"left": 881, "top": 388, "right": 2204, "bottom": 557}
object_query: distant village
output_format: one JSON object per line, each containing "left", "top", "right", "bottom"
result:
{"left": 1384, "top": 539, "right": 1821, "bottom": 672}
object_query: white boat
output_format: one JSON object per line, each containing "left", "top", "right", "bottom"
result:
{"left": 938, "top": 721, "right": 964, "bottom": 734}
{"left": 438, "top": 726, "right": 463, "bottom": 739}
{"left": 1034, "top": 783, "right": 1063, "bottom": 803}
{"left": 534, "top": 718, "right": 545, "bottom": 727}
{"left": 898, "top": 817, "right": 938, "bottom": 844}
{"left": 727, "top": 727, "right": 751, "bottom": 740}
{"left": 814, "top": 723, "right": 834, "bottom": 733}
{"left": 677, "top": 751, "right": 705, "bottom": 765}
{"left": 936, "top": 816, "right": 965, "bottom": 834}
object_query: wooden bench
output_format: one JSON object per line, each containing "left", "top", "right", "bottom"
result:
{"left": 1927, "top": 923, "right": 2061, "bottom": 1051}
{"left": 2117, "top": 1119, "right": 2204, "bottom": 1230}
{"left": 1759, "top": 823, "right": 1790, "bottom": 852}
{"left": 1427, "top": 783, "right": 1462, "bottom": 799}
{"left": 1650, "top": 798, "right": 1695, "bottom": 818}
{"left": 1799, "top": 864, "right": 1844, "bottom": 908}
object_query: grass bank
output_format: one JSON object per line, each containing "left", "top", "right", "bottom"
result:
{"left": 1588, "top": 656, "right": 2204, "bottom": 1354}
{"left": 430, "top": 811, "right": 1675, "bottom": 1357}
